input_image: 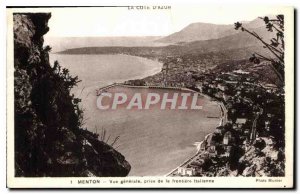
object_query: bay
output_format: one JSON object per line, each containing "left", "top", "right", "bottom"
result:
{"left": 49, "top": 54, "right": 220, "bottom": 176}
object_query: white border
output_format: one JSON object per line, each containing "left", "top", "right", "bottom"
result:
{"left": 1, "top": 1, "right": 297, "bottom": 191}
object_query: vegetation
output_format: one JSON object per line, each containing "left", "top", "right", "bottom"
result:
{"left": 14, "top": 12, "right": 130, "bottom": 177}
{"left": 235, "top": 15, "right": 285, "bottom": 86}
{"left": 95, "top": 127, "right": 120, "bottom": 148}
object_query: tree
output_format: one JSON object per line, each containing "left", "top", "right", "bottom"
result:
{"left": 234, "top": 15, "right": 284, "bottom": 86}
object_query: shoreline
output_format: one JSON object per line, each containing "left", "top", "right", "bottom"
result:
{"left": 50, "top": 53, "right": 164, "bottom": 90}
{"left": 62, "top": 52, "right": 223, "bottom": 176}
{"left": 164, "top": 96, "right": 227, "bottom": 177}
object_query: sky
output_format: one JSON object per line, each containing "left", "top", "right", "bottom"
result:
{"left": 11, "top": 6, "right": 289, "bottom": 37}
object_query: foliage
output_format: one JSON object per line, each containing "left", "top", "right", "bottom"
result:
{"left": 234, "top": 15, "right": 284, "bottom": 86}
{"left": 51, "top": 60, "right": 83, "bottom": 127}
{"left": 14, "top": 13, "right": 131, "bottom": 177}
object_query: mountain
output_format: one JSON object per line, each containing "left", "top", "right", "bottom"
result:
{"left": 58, "top": 25, "right": 274, "bottom": 59}
{"left": 157, "top": 17, "right": 267, "bottom": 44}
{"left": 48, "top": 17, "right": 272, "bottom": 53}
{"left": 158, "top": 23, "right": 236, "bottom": 43}
{"left": 179, "top": 25, "right": 274, "bottom": 54}
{"left": 57, "top": 16, "right": 275, "bottom": 64}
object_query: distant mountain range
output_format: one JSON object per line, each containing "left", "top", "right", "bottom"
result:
{"left": 158, "top": 23, "right": 236, "bottom": 43}
{"left": 177, "top": 26, "right": 273, "bottom": 54}
{"left": 54, "top": 17, "right": 274, "bottom": 58}
{"left": 157, "top": 17, "right": 268, "bottom": 44}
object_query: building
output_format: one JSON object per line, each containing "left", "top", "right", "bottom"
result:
{"left": 236, "top": 118, "right": 247, "bottom": 127}
{"left": 217, "top": 83, "right": 228, "bottom": 91}
{"left": 242, "top": 139, "right": 251, "bottom": 151}
{"left": 177, "top": 167, "right": 196, "bottom": 176}
{"left": 233, "top": 69, "right": 250, "bottom": 75}
{"left": 265, "top": 120, "right": 271, "bottom": 131}
{"left": 223, "top": 131, "right": 233, "bottom": 145}
{"left": 223, "top": 93, "right": 230, "bottom": 101}
{"left": 206, "top": 133, "right": 216, "bottom": 151}
{"left": 225, "top": 80, "right": 238, "bottom": 85}
{"left": 200, "top": 141, "right": 207, "bottom": 151}
{"left": 243, "top": 128, "right": 250, "bottom": 136}
{"left": 223, "top": 145, "right": 232, "bottom": 157}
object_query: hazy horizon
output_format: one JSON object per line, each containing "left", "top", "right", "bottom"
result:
{"left": 9, "top": 6, "right": 286, "bottom": 38}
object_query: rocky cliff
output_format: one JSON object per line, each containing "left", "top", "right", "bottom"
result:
{"left": 14, "top": 13, "right": 130, "bottom": 177}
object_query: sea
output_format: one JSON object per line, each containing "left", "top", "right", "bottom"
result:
{"left": 49, "top": 53, "right": 220, "bottom": 176}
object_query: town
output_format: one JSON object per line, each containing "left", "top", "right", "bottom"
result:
{"left": 124, "top": 53, "right": 285, "bottom": 177}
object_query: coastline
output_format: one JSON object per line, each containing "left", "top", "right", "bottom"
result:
{"left": 53, "top": 51, "right": 223, "bottom": 176}
{"left": 49, "top": 53, "right": 164, "bottom": 89}
{"left": 96, "top": 83, "right": 224, "bottom": 176}
{"left": 164, "top": 94, "right": 227, "bottom": 177}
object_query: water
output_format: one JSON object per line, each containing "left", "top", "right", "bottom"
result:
{"left": 49, "top": 54, "right": 162, "bottom": 91}
{"left": 49, "top": 54, "right": 220, "bottom": 176}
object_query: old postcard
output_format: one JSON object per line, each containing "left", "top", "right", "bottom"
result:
{"left": 6, "top": 5, "right": 294, "bottom": 188}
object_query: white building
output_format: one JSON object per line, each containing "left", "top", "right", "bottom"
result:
{"left": 177, "top": 167, "right": 196, "bottom": 176}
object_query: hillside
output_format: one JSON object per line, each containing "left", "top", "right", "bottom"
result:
{"left": 158, "top": 23, "right": 236, "bottom": 43}
{"left": 181, "top": 26, "right": 273, "bottom": 55}
{"left": 57, "top": 25, "right": 273, "bottom": 60}
{"left": 56, "top": 16, "right": 275, "bottom": 60}
{"left": 157, "top": 17, "right": 267, "bottom": 44}
{"left": 14, "top": 13, "right": 130, "bottom": 177}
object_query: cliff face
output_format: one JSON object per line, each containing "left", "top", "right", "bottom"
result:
{"left": 14, "top": 13, "right": 130, "bottom": 177}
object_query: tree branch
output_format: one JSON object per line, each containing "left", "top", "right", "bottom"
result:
{"left": 243, "top": 28, "right": 284, "bottom": 63}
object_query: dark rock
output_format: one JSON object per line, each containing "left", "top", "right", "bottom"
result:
{"left": 14, "top": 13, "right": 130, "bottom": 177}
